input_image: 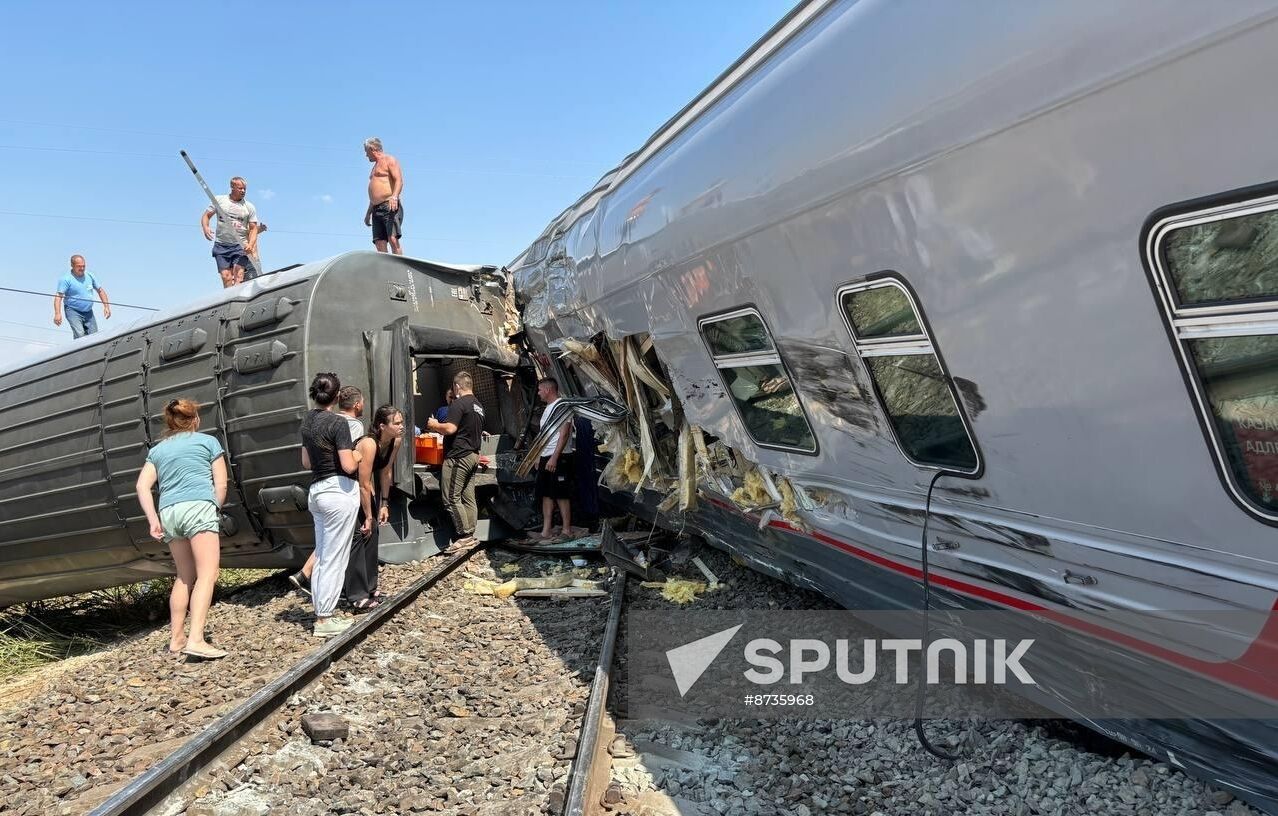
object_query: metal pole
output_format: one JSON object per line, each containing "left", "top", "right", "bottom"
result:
{"left": 180, "top": 150, "right": 264, "bottom": 277}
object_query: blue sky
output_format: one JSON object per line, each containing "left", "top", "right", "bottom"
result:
{"left": 0, "top": 1, "right": 793, "bottom": 361}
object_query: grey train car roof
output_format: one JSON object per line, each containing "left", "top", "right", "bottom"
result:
{"left": 0, "top": 251, "right": 512, "bottom": 606}
{"left": 507, "top": 0, "right": 1278, "bottom": 810}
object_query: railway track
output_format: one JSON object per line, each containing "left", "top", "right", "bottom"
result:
{"left": 598, "top": 548, "right": 1259, "bottom": 816}
{"left": 67, "top": 545, "right": 625, "bottom": 816}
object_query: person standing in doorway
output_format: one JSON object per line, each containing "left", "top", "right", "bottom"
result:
{"left": 533, "top": 377, "right": 574, "bottom": 541}
{"left": 426, "top": 371, "right": 483, "bottom": 553}
{"left": 201, "top": 176, "right": 259, "bottom": 288}
{"left": 362, "top": 137, "right": 404, "bottom": 255}
{"left": 135, "top": 398, "right": 228, "bottom": 660}
{"left": 53, "top": 255, "right": 111, "bottom": 338}
{"left": 300, "top": 372, "right": 361, "bottom": 638}
{"left": 433, "top": 387, "right": 454, "bottom": 423}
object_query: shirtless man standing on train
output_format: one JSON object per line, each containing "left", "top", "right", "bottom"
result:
{"left": 362, "top": 138, "right": 404, "bottom": 255}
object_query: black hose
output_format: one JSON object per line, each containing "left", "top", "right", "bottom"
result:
{"left": 914, "top": 468, "right": 963, "bottom": 761}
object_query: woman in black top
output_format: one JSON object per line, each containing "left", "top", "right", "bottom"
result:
{"left": 299, "top": 372, "right": 361, "bottom": 638}
{"left": 345, "top": 404, "right": 404, "bottom": 609}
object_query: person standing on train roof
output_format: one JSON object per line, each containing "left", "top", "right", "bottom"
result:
{"left": 134, "top": 399, "right": 228, "bottom": 660}
{"left": 362, "top": 137, "right": 404, "bottom": 255}
{"left": 300, "top": 372, "right": 362, "bottom": 638}
{"left": 426, "top": 371, "right": 484, "bottom": 553}
{"left": 201, "top": 176, "right": 259, "bottom": 288}
{"left": 53, "top": 254, "right": 110, "bottom": 338}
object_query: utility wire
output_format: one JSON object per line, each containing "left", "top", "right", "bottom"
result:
{"left": 0, "top": 118, "right": 601, "bottom": 169}
{"left": 0, "top": 286, "right": 158, "bottom": 311}
{"left": 0, "top": 209, "right": 466, "bottom": 242}
{"left": 0, "top": 318, "right": 66, "bottom": 335}
{"left": 0, "top": 144, "right": 594, "bottom": 181}
{"left": 0, "top": 334, "right": 55, "bottom": 347}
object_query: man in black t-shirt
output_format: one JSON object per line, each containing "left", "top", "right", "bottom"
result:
{"left": 426, "top": 371, "right": 485, "bottom": 553}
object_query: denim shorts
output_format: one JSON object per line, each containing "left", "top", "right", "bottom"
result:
{"left": 212, "top": 241, "right": 249, "bottom": 271}
{"left": 160, "top": 500, "right": 221, "bottom": 542}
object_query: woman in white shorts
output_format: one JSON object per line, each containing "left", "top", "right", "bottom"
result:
{"left": 136, "top": 398, "right": 229, "bottom": 659}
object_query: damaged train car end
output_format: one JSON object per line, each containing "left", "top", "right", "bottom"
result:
{"left": 507, "top": 0, "right": 1278, "bottom": 812}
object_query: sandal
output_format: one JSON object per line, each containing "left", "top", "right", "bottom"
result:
{"left": 353, "top": 597, "right": 381, "bottom": 612}
{"left": 181, "top": 645, "right": 228, "bottom": 660}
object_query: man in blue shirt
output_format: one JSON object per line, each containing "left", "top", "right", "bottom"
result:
{"left": 53, "top": 255, "right": 111, "bottom": 338}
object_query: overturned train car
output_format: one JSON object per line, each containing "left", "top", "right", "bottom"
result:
{"left": 509, "top": 0, "right": 1278, "bottom": 811}
{"left": 0, "top": 252, "right": 536, "bottom": 606}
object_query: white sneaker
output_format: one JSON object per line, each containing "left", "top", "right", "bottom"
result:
{"left": 313, "top": 616, "right": 354, "bottom": 638}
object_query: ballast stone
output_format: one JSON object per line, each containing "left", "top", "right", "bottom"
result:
{"left": 301, "top": 712, "right": 349, "bottom": 742}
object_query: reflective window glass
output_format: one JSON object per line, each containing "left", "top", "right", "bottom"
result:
{"left": 842, "top": 286, "right": 922, "bottom": 339}
{"left": 1163, "top": 210, "right": 1278, "bottom": 306}
{"left": 719, "top": 363, "right": 816, "bottom": 451}
{"left": 1189, "top": 334, "right": 1278, "bottom": 512}
{"left": 703, "top": 313, "right": 774, "bottom": 356}
{"left": 865, "top": 354, "right": 977, "bottom": 470}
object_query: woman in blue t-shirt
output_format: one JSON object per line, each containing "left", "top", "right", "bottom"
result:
{"left": 135, "top": 398, "right": 229, "bottom": 660}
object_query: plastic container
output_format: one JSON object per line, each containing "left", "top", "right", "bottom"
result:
{"left": 414, "top": 434, "right": 444, "bottom": 466}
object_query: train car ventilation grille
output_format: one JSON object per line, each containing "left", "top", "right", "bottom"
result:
{"left": 235, "top": 340, "right": 290, "bottom": 374}
{"left": 259, "top": 484, "right": 308, "bottom": 513}
{"left": 240, "top": 297, "right": 295, "bottom": 331}
{"left": 159, "top": 327, "right": 208, "bottom": 361}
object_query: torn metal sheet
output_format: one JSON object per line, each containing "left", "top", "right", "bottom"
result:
{"left": 514, "top": 396, "right": 629, "bottom": 476}
{"left": 556, "top": 337, "right": 623, "bottom": 400}
{"left": 625, "top": 335, "right": 672, "bottom": 399}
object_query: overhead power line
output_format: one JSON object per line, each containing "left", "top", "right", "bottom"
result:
{"left": 0, "top": 209, "right": 467, "bottom": 242}
{"left": 0, "top": 318, "right": 66, "bottom": 335}
{"left": 0, "top": 144, "right": 593, "bottom": 181}
{"left": 0, "top": 334, "right": 55, "bottom": 347}
{"left": 0, "top": 118, "right": 602, "bottom": 169}
{"left": 0, "top": 286, "right": 158, "bottom": 311}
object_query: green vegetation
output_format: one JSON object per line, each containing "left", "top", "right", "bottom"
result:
{"left": 0, "top": 569, "right": 276, "bottom": 684}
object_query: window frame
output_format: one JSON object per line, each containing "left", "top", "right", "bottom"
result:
{"left": 836, "top": 275, "right": 982, "bottom": 475}
{"left": 1144, "top": 188, "right": 1278, "bottom": 525}
{"left": 696, "top": 306, "right": 819, "bottom": 455}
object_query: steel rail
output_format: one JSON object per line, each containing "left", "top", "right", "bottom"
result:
{"left": 88, "top": 546, "right": 479, "bottom": 816}
{"left": 563, "top": 572, "right": 626, "bottom": 816}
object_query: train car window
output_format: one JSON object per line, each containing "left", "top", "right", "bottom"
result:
{"left": 702, "top": 312, "right": 775, "bottom": 355}
{"left": 698, "top": 308, "right": 816, "bottom": 453}
{"left": 1162, "top": 209, "right": 1278, "bottom": 307}
{"left": 838, "top": 280, "right": 979, "bottom": 472}
{"left": 1148, "top": 196, "right": 1278, "bottom": 520}
{"left": 843, "top": 285, "right": 923, "bottom": 339}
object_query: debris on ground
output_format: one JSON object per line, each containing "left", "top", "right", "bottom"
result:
{"left": 640, "top": 578, "right": 709, "bottom": 605}
{"left": 690, "top": 557, "right": 720, "bottom": 590}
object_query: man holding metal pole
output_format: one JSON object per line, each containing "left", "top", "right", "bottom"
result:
{"left": 198, "top": 176, "right": 259, "bottom": 288}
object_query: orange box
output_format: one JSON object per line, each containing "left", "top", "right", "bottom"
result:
{"left": 414, "top": 434, "right": 444, "bottom": 466}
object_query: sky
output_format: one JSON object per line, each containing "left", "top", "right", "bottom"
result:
{"left": 0, "top": 0, "right": 794, "bottom": 363}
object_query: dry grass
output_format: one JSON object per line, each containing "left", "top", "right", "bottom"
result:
{"left": 0, "top": 569, "right": 276, "bottom": 685}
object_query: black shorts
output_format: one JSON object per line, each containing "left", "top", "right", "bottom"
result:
{"left": 371, "top": 201, "right": 404, "bottom": 242}
{"left": 534, "top": 454, "right": 574, "bottom": 500}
